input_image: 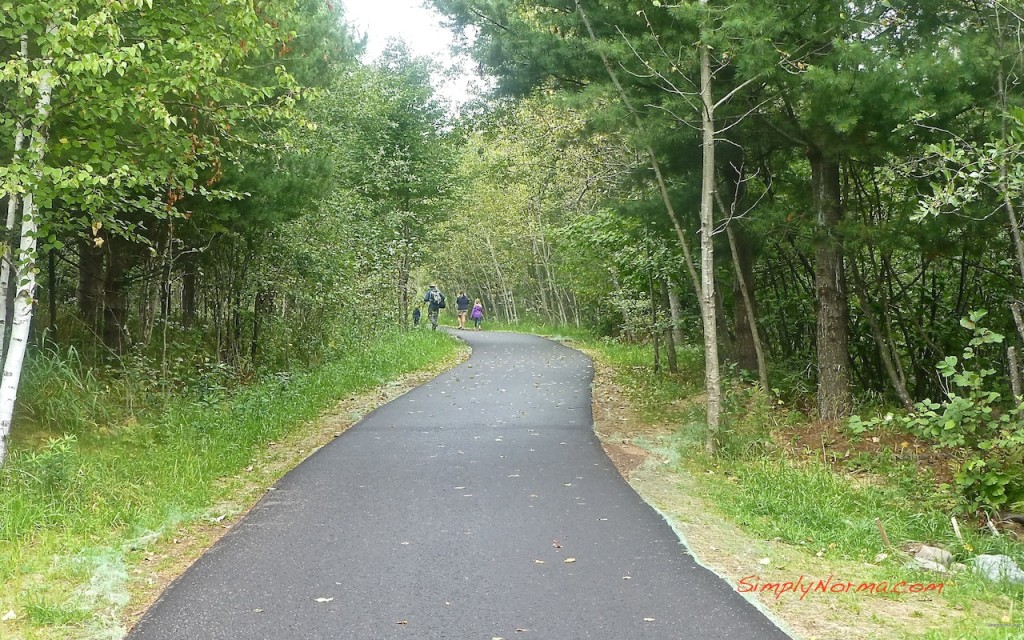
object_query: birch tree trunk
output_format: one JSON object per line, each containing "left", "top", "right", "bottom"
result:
{"left": 0, "top": 60, "right": 54, "bottom": 466}
{"left": 0, "top": 36, "right": 29, "bottom": 357}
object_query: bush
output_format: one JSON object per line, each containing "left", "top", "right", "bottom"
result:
{"left": 848, "top": 311, "right": 1024, "bottom": 512}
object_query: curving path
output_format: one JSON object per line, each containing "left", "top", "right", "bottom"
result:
{"left": 129, "top": 330, "right": 790, "bottom": 640}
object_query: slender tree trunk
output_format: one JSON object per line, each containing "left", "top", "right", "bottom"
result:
{"left": 181, "top": 257, "right": 197, "bottom": 328}
{"left": 726, "top": 226, "right": 769, "bottom": 390}
{"left": 662, "top": 280, "right": 678, "bottom": 373}
{"left": 810, "top": 148, "right": 852, "bottom": 420}
{"left": 0, "top": 50, "right": 53, "bottom": 466}
{"left": 0, "top": 36, "right": 28, "bottom": 356}
{"left": 850, "top": 255, "right": 913, "bottom": 410}
{"left": 698, "top": 43, "right": 722, "bottom": 452}
{"left": 667, "top": 280, "right": 684, "bottom": 346}
{"left": 647, "top": 249, "right": 660, "bottom": 374}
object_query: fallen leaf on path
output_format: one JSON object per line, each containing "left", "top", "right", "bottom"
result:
{"left": 643, "top": 617, "right": 655, "bottom": 622}
{"left": 552, "top": 540, "right": 562, "bottom": 548}
{"left": 253, "top": 609, "right": 264, "bottom": 613}
{"left": 397, "top": 620, "right": 408, "bottom": 624}
{"left": 564, "top": 558, "right": 576, "bottom": 563}
{"left": 534, "top": 560, "right": 546, "bottom": 564}
{"left": 315, "top": 597, "right": 334, "bottom": 603}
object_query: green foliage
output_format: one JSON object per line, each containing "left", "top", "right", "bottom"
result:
{"left": 849, "top": 312, "right": 1024, "bottom": 512}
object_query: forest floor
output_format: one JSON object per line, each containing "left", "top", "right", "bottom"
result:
{"left": 583, "top": 349, "right": 1023, "bottom": 640}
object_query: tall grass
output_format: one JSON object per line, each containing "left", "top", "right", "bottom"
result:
{"left": 0, "top": 329, "right": 458, "bottom": 639}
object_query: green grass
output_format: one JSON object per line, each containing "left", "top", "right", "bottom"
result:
{"left": 0, "top": 328, "right": 459, "bottom": 639}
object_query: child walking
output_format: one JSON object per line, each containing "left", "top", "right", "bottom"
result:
{"left": 470, "top": 299, "right": 484, "bottom": 330}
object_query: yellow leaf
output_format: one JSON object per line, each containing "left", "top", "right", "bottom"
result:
{"left": 564, "top": 557, "right": 576, "bottom": 563}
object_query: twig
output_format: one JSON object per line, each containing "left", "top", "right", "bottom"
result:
{"left": 875, "top": 517, "right": 892, "bottom": 548}
{"left": 951, "top": 516, "right": 964, "bottom": 543}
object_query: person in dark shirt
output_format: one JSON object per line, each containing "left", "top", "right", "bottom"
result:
{"left": 455, "top": 291, "right": 470, "bottom": 330}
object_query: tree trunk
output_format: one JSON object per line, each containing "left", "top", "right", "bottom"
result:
{"left": 0, "top": 49, "right": 53, "bottom": 466}
{"left": 0, "top": 36, "right": 28, "bottom": 361}
{"left": 662, "top": 280, "right": 678, "bottom": 373}
{"left": 850, "top": 255, "right": 913, "bottom": 410}
{"left": 103, "top": 236, "right": 129, "bottom": 354}
{"left": 809, "top": 148, "right": 852, "bottom": 420}
{"left": 699, "top": 43, "right": 722, "bottom": 452}
{"left": 667, "top": 280, "right": 684, "bottom": 347}
{"left": 727, "top": 226, "right": 769, "bottom": 390}
{"left": 181, "top": 257, "right": 197, "bottom": 328}
{"left": 647, "top": 253, "right": 660, "bottom": 374}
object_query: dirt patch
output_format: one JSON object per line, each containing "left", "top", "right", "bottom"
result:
{"left": 773, "top": 419, "right": 956, "bottom": 486}
{"left": 121, "top": 344, "right": 470, "bottom": 632}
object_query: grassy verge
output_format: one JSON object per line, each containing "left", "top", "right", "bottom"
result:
{"left": 0, "top": 329, "right": 462, "bottom": 640}
{"left": 504, "top": 320, "right": 1024, "bottom": 640}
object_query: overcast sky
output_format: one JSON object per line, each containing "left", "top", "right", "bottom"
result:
{"left": 342, "top": 0, "right": 485, "bottom": 109}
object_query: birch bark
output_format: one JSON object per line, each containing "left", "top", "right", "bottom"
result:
{"left": 0, "top": 36, "right": 30, "bottom": 355}
{"left": 0, "top": 58, "right": 54, "bottom": 466}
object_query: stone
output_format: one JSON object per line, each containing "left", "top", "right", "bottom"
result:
{"left": 915, "top": 545, "right": 954, "bottom": 567}
{"left": 971, "top": 554, "right": 1024, "bottom": 584}
{"left": 912, "top": 558, "right": 948, "bottom": 573}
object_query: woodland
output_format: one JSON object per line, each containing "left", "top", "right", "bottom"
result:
{"left": 1, "top": 0, "right": 1024, "bottom": 637}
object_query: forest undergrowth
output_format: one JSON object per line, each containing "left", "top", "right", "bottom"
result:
{"left": 0, "top": 329, "right": 461, "bottom": 640}
{"left": 494, "top": 319, "right": 1024, "bottom": 640}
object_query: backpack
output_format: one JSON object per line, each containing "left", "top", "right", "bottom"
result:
{"left": 431, "top": 290, "right": 446, "bottom": 309}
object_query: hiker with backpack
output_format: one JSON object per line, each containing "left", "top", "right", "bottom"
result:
{"left": 423, "top": 284, "right": 446, "bottom": 330}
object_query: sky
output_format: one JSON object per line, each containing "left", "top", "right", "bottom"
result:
{"left": 341, "top": 0, "right": 486, "bottom": 110}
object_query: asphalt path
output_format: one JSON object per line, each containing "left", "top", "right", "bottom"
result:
{"left": 129, "top": 330, "right": 791, "bottom": 640}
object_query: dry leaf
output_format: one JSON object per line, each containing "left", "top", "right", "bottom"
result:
{"left": 533, "top": 560, "right": 546, "bottom": 564}
{"left": 397, "top": 621, "right": 408, "bottom": 625}
{"left": 314, "top": 597, "right": 334, "bottom": 603}
{"left": 2, "top": 610, "right": 16, "bottom": 622}
{"left": 552, "top": 540, "right": 562, "bottom": 548}
{"left": 643, "top": 617, "right": 655, "bottom": 622}
{"left": 563, "top": 558, "right": 576, "bottom": 563}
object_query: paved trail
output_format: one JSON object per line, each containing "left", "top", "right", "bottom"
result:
{"left": 129, "top": 331, "right": 790, "bottom": 640}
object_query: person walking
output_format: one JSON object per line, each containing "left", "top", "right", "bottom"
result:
{"left": 423, "top": 284, "right": 446, "bottom": 330}
{"left": 455, "top": 291, "right": 470, "bottom": 330}
{"left": 470, "top": 298, "right": 484, "bottom": 330}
